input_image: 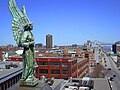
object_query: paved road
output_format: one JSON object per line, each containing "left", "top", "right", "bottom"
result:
{"left": 94, "top": 47, "right": 100, "bottom": 63}
{"left": 103, "top": 51, "right": 120, "bottom": 90}
{"left": 88, "top": 46, "right": 120, "bottom": 90}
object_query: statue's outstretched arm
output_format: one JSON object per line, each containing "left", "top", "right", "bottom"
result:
{"left": 20, "top": 32, "right": 34, "bottom": 47}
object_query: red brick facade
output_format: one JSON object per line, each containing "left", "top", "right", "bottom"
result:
{"left": 9, "top": 57, "right": 89, "bottom": 79}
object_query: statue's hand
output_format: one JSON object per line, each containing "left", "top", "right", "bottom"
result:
{"left": 29, "top": 41, "right": 34, "bottom": 45}
{"left": 20, "top": 43, "right": 29, "bottom": 48}
{"left": 24, "top": 43, "right": 29, "bottom": 48}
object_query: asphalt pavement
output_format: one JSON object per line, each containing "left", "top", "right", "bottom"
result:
{"left": 103, "top": 51, "right": 120, "bottom": 90}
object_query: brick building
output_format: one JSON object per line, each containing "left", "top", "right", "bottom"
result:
{"left": 0, "top": 47, "right": 8, "bottom": 60}
{"left": 9, "top": 57, "right": 89, "bottom": 80}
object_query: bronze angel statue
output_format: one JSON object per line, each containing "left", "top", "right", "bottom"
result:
{"left": 9, "top": 0, "right": 38, "bottom": 85}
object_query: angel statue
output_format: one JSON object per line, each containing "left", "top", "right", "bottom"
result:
{"left": 9, "top": 0, "right": 38, "bottom": 86}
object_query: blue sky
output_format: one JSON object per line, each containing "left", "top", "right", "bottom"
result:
{"left": 0, "top": 0, "right": 120, "bottom": 46}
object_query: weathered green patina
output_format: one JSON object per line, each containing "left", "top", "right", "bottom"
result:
{"left": 9, "top": 0, "right": 38, "bottom": 86}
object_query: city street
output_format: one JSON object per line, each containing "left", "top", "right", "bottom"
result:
{"left": 102, "top": 51, "right": 120, "bottom": 90}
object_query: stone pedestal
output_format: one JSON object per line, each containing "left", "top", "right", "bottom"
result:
{"left": 19, "top": 78, "right": 39, "bottom": 87}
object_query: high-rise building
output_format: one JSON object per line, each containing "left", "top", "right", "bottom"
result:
{"left": 112, "top": 41, "right": 120, "bottom": 54}
{"left": 46, "top": 34, "right": 52, "bottom": 49}
{"left": 0, "top": 47, "right": 2, "bottom": 60}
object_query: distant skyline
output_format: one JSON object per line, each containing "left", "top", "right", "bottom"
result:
{"left": 0, "top": 0, "right": 120, "bottom": 46}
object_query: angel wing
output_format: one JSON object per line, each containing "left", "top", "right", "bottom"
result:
{"left": 9, "top": 0, "right": 32, "bottom": 46}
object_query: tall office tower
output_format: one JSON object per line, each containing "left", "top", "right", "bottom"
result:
{"left": 46, "top": 34, "right": 52, "bottom": 49}
{"left": 0, "top": 48, "right": 2, "bottom": 60}
{"left": 112, "top": 41, "right": 120, "bottom": 54}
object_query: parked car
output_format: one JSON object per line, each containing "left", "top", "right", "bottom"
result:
{"left": 109, "top": 77, "right": 114, "bottom": 81}
{"left": 113, "top": 75, "right": 116, "bottom": 77}
{"left": 108, "top": 68, "right": 111, "bottom": 70}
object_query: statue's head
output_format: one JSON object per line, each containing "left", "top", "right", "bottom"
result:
{"left": 24, "top": 23, "right": 33, "bottom": 31}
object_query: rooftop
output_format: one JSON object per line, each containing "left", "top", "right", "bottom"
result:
{"left": 0, "top": 67, "right": 22, "bottom": 84}
{"left": 8, "top": 79, "right": 64, "bottom": 90}
{"left": 61, "top": 78, "right": 111, "bottom": 90}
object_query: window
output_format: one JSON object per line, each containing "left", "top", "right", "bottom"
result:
{"left": 51, "top": 70, "right": 60, "bottom": 74}
{"left": 78, "top": 71, "right": 81, "bottom": 76}
{"left": 78, "top": 64, "right": 81, "bottom": 69}
{"left": 72, "top": 67, "right": 77, "bottom": 73}
{"left": 62, "top": 70, "right": 68, "bottom": 74}
{"left": 62, "top": 62, "right": 68, "bottom": 66}
{"left": 85, "top": 54, "right": 89, "bottom": 58}
{"left": 40, "top": 69, "right": 48, "bottom": 74}
{"left": 50, "top": 62, "right": 60, "bottom": 66}
{"left": 38, "top": 62, "right": 48, "bottom": 65}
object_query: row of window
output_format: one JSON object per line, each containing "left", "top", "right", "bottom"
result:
{"left": 38, "top": 60, "right": 88, "bottom": 66}
{"left": 39, "top": 69, "right": 68, "bottom": 75}
{"left": 38, "top": 62, "right": 68, "bottom": 66}
{"left": 78, "top": 61, "right": 88, "bottom": 69}
{"left": 72, "top": 67, "right": 77, "bottom": 73}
